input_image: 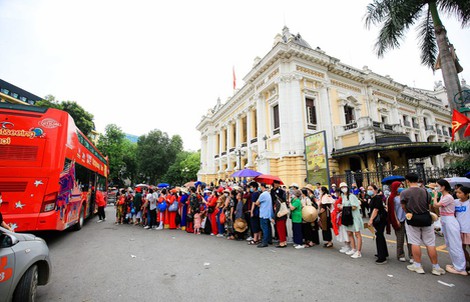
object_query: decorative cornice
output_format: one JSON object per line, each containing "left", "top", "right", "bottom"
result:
{"left": 373, "top": 90, "right": 394, "bottom": 100}
{"left": 331, "top": 79, "right": 361, "bottom": 93}
{"left": 296, "top": 65, "right": 325, "bottom": 79}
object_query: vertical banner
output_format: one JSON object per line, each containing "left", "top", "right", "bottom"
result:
{"left": 304, "top": 131, "right": 330, "bottom": 187}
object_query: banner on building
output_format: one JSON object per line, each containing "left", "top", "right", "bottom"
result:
{"left": 304, "top": 131, "right": 330, "bottom": 187}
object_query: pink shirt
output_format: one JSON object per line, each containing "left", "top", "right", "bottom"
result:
{"left": 439, "top": 194, "right": 455, "bottom": 216}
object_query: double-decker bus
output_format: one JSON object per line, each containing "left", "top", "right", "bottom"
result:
{"left": 0, "top": 102, "right": 108, "bottom": 232}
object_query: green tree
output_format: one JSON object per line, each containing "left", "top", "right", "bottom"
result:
{"left": 97, "top": 124, "right": 127, "bottom": 185}
{"left": 446, "top": 140, "right": 470, "bottom": 175}
{"left": 163, "top": 151, "right": 200, "bottom": 185}
{"left": 364, "top": 0, "right": 469, "bottom": 110}
{"left": 136, "top": 130, "right": 183, "bottom": 183}
{"left": 36, "top": 95, "right": 96, "bottom": 137}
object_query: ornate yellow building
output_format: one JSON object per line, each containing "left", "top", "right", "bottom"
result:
{"left": 196, "top": 27, "right": 457, "bottom": 186}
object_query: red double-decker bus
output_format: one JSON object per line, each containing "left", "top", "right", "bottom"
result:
{"left": 0, "top": 102, "right": 108, "bottom": 232}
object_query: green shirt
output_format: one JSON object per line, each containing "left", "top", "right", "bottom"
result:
{"left": 291, "top": 197, "right": 302, "bottom": 223}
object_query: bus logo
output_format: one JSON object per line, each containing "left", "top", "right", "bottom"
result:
{"left": 39, "top": 118, "right": 61, "bottom": 129}
{"left": 1, "top": 121, "right": 14, "bottom": 129}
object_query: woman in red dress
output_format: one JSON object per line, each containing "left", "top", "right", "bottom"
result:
{"left": 167, "top": 189, "right": 178, "bottom": 229}
{"left": 207, "top": 190, "right": 219, "bottom": 235}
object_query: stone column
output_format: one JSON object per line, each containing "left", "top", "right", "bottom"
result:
{"left": 319, "top": 84, "right": 334, "bottom": 154}
{"left": 255, "top": 94, "right": 270, "bottom": 173}
{"left": 246, "top": 108, "right": 253, "bottom": 167}
{"left": 226, "top": 122, "right": 233, "bottom": 172}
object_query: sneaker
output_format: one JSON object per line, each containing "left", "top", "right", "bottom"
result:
{"left": 407, "top": 264, "right": 425, "bottom": 274}
{"left": 97, "top": 220, "right": 102, "bottom": 223}
{"left": 351, "top": 251, "right": 362, "bottom": 259}
{"left": 445, "top": 265, "right": 467, "bottom": 276}
{"left": 398, "top": 257, "right": 406, "bottom": 262}
{"left": 339, "top": 246, "right": 351, "bottom": 254}
{"left": 346, "top": 249, "right": 356, "bottom": 256}
{"left": 295, "top": 245, "right": 305, "bottom": 249}
{"left": 409, "top": 259, "right": 414, "bottom": 264}
{"left": 376, "top": 259, "right": 387, "bottom": 264}
{"left": 246, "top": 236, "right": 253, "bottom": 241}
{"left": 144, "top": 226, "right": 150, "bottom": 229}
{"left": 216, "top": 234, "right": 224, "bottom": 237}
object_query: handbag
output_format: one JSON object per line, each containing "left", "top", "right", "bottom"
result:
{"left": 277, "top": 202, "right": 289, "bottom": 218}
{"left": 341, "top": 205, "right": 353, "bottom": 226}
{"left": 219, "top": 211, "right": 226, "bottom": 224}
{"left": 158, "top": 202, "right": 167, "bottom": 212}
{"left": 168, "top": 201, "right": 178, "bottom": 212}
{"left": 406, "top": 211, "right": 432, "bottom": 227}
{"left": 208, "top": 206, "right": 215, "bottom": 214}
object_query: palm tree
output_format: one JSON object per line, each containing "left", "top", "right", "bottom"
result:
{"left": 364, "top": 0, "right": 469, "bottom": 111}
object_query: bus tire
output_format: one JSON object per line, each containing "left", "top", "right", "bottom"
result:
{"left": 71, "top": 205, "right": 85, "bottom": 231}
{"left": 13, "top": 264, "right": 38, "bottom": 302}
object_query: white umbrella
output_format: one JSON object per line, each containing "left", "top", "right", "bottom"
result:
{"left": 444, "top": 177, "right": 470, "bottom": 188}
{"left": 135, "top": 183, "right": 149, "bottom": 188}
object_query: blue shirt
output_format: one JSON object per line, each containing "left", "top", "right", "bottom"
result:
{"left": 394, "top": 196, "right": 406, "bottom": 222}
{"left": 258, "top": 191, "right": 273, "bottom": 219}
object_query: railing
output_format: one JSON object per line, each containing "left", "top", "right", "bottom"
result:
{"left": 404, "top": 121, "right": 411, "bottom": 127}
{"left": 273, "top": 128, "right": 280, "bottom": 135}
{"left": 373, "top": 121, "right": 381, "bottom": 128}
{"left": 331, "top": 167, "right": 460, "bottom": 189}
{"left": 426, "top": 125, "right": 434, "bottom": 131}
{"left": 229, "top": 147, "right": 235, "bottom": 152}
{"left": 241, "top": 142, "right": 247, "bottom": 147}
{"left": 221, "top": 151, "right": 226, "bottom": 156}
{"left": 384, "top": 124, "right": 393, "bottom": 131}
{"left": 250, "top": 138, "right": 258, "bottom": 144}
{"left": 344, "top": 122, "right": 357, "bottom": 131}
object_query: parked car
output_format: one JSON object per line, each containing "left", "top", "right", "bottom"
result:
{"left": 0, "top": 227, "right": 51, "bottom": 302}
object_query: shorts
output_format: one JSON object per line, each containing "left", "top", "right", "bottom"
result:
{"left": 251, "top": 216, "right": 261, "bottom": 233}
{"left": 405, "top": 223, "right": 435, "bottom": 246}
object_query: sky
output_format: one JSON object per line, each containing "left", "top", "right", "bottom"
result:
{"left": 1, "top": 0, "right": 469, "bottom": 151}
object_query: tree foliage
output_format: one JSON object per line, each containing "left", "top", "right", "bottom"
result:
{"left": 364, "top": 0, "right": 470, "bottom": 69}
{"left": 163, "top": 151, "right": 200, "bottom": 185}
{"left": 445, "top": 140, "right": 470, "bottom": 175}
{"left": 36, "top": 95, "right": 95, "bottom": 137}
{"left": 136, "top": 130, "right": 183, "bottom": 183}
{"left": 97, "top": 124, "right": 128, "bottom": 185}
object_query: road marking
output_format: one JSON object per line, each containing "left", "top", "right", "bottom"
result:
{"left": 361, "top": 234, "right": 448, "bottom": 254}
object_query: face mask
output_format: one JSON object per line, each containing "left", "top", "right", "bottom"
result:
{"left": 341, "top": 188, "right": 348, "bottom": 194}
{"left": 258, "top": 187, "right": 262, "bottom": 192}
{"left": 397, "top": 188, "right": 405, "bottom": 193}
{"left": 249, "top": 188, "right": 254, "bottom": 193}
{"left": 436, "top": 186, "right": 442, "bottom": 192}
{"left": 367, "top": 190, "right": 374, "bottom": 196}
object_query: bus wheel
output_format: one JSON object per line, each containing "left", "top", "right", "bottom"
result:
{"left": 13, "top": 264, "right": 38, "bottom": 302}
{"left": 72, "top": 205, "right": 85, "bottom": 231}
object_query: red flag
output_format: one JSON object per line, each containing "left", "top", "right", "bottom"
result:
{"left": 465, "top": 124, "right": 470, "bottom": 137}
{"left": 232, "top": 66, "right": 236, "bottom": 90}
{"left": 451, "top": 109, "right": 470, "bottom": 140}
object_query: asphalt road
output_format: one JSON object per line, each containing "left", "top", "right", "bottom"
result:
{"left": 35, "top": 206, "right": 470, "bottom": 302}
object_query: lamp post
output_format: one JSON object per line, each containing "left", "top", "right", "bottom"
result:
{"left": 234, "top": 148, "right": 246, "bottom": 170}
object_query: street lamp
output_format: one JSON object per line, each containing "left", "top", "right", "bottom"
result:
{"left": 234, "top": 148, "right": 246, "bottom": 170}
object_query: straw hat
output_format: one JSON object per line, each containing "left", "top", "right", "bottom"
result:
{"left": 234, "top": 218, "right": 248, "bottom": 232}
{"left": 339, "top": 182, "right": 348, "bottom": 188}
{"left": 180, "top": 187, "right": 189, "bottom": 194}
{"left": 426, "top": 183, "right": 438, "bottom": 189}
{"left": 302, "top": 205, "right": 318, "bottom": 222}
{"left": 304, "top": 184, "right": 315, "bottom": 192}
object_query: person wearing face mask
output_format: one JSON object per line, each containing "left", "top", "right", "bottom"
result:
{"left": 454, "top": 186, "right": 470, "bottom": 271}
{"left": 0, "top": 192, "right": 14, "bottom": 231}
{"left": 434, "top": 179, "right": 468, "bottom": 275}
{"left": 368, "top": 184, "right": 389, "bottom": 264}
{"left": 248, "top": 182, "right": 261, "bottom": 244}
{"left": 387, "top": 181, "right": 412, "bottom": 263}
{"left": 339, "top": 183, "right": 363, "bottom": 259}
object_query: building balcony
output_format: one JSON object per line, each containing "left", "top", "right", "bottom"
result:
{"left": 229, "top": 147, "right": 235, "bottom": 153}
{"left": 413, "top": 123, "right": 419, "bottom": 129}
{"left": 307, "top": 123, "right": 317, "bottom": 130}
{"left": 241, "top": 142, "right": 247, "bottom": 148}
{"left": 250, "top": 137, "right": 258, "bottom": 144}
{"left": 343, "top": 121, "right": 357, "bottom": 131}
{"left": 425, "top": 125, "right": 434, "bottom": 131}
{"left": 273, "top": 128, "right": 280, "bottom": 135}
{"left": 404, "top": 120, "right": 411, "bottom": 127}
{"left": 221, "top": 151, "right": 227, "bottom": 156}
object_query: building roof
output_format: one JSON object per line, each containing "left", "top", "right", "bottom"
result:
{"left": 0, "top": 78, "right": 43, "bottom": 104}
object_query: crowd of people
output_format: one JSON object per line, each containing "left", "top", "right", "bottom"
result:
{"left": 108, "top": 173, "right": 470, "bottom": 276}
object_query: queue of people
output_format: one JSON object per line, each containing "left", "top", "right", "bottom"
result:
{"left": 107, "top": 172, "right": 470, "bottom": 276}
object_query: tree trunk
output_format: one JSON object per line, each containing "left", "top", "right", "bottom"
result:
{"left": 430, "top": 3, "right": 466, "bottom": 140}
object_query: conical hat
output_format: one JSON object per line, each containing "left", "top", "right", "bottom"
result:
{"left": 302, "top": 205, "right": 318, "bottom": 222}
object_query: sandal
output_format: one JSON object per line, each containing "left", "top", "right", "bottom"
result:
{"left": 324, "top": 243, "right": 334, "bottom": 248}
{"left": 248, "top": 240, "right": 260, "bottom": 245}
